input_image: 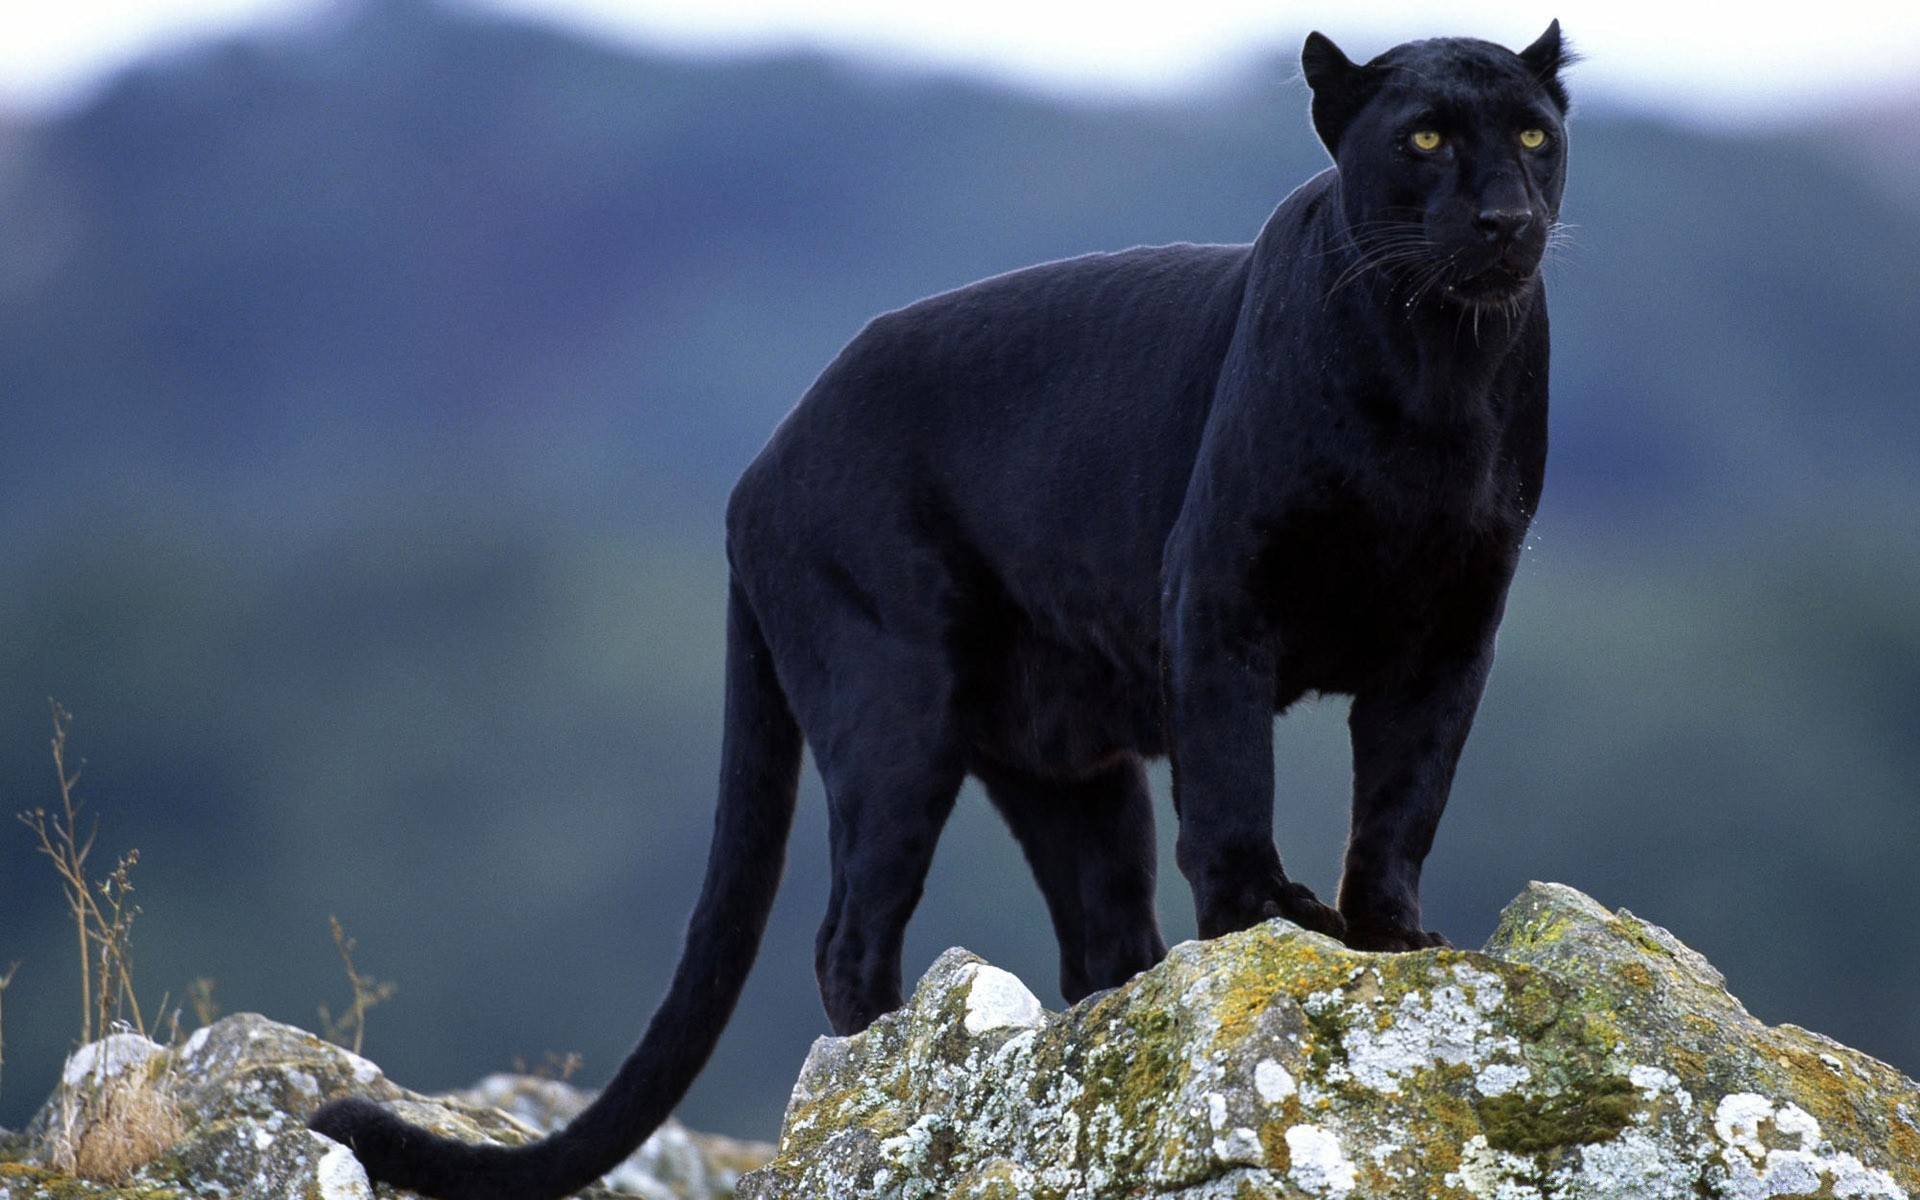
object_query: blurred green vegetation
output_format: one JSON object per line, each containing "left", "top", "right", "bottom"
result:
{"left": 1, "top": 0, "right": 1916, "bottom": 1139}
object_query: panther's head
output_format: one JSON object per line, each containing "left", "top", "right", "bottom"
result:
{"left": 1303, "top": 24, "right": 1572, "bottom": 311}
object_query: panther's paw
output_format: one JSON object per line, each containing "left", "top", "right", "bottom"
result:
{"left": 1342, "top": 920, "right": 1452, "bottom": 953}
{"left": 1199, "top": 875, "right": 1347, "bottom": 942}
{"left": 1272, "top": 881, "right": 1349, "bottom": 941}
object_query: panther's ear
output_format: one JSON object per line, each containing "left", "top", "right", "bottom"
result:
{"left": 1518, "top": 20, "right": 1574, "bottom": 113}
{"left": 1301, "top": 32, "right": 1372, "bottom": 158}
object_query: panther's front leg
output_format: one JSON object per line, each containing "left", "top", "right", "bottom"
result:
{"left": 1161, "top": 571, "right": 1346, "bottom": 943}
{"left": 1336, "top": 644, "right": 1497, "bottom": 952}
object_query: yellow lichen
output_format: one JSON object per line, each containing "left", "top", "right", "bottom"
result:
{"left": 1397, "top": 1081, "right": 1477, "bottom": 1178}
{"left": 1576, "top": 1009, "right": 1623, "bottom": 1054}
{"left": 1766, "top": 1036, "right": 1920, "bottom": 1186}
{"left": 1668, "top": 1044, "right": 1707, "bottom": 1080}
{"left": 1256, "top": 1119, "right": 1292, "bottom": 1173}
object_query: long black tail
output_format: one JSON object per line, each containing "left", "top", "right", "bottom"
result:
{"left": 310, "top": 579, "right": 804, "bottom": 1200}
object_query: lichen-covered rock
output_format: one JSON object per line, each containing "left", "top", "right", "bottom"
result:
{"left": 448, "top": 1075, "right": 773, "bottom": 1199}
{"left": 2, "top": 1012, "right": 770, "bottom": 1199}
{"left": 738, "top": 882, "right": 1920, "bottom": 1200}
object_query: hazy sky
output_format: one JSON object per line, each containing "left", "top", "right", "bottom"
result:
{"left": 5, "top": 0, "right": 1918, "bottom": 121}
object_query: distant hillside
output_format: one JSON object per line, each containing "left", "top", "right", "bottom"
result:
{"left": 1828, "top": 90, "right": 1920, "bottom": 209}
{"left": 2, "top": 0, "right": 1915, "bottom": 533}
{"left": 2, "top": 0, "right": 1916, "bottom": 1139}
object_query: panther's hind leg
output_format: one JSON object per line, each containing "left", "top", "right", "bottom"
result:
{"left": 976, "top": 761, "right": 1091, "bottom": 1001}
{"left": 1069, "top": 758, "right": 1168, "bottom": 994}
{"left": 978, "top": 756, "right": 1166, "bottom": 1004}
{"left": 805, "top": 639, "right": 968, "bottom": 1036}
{"left": 814, "top": 751, "right": 966, "bottom": 1034}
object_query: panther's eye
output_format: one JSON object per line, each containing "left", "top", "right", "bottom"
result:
{"left": 1519, "top": 128, "right": 1548, "bottom": 150}
{"left": 1410, "top": 130, "right": 1443, "bottom": 152}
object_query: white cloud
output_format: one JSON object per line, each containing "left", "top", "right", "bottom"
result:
{"left": 3, "top": 0, "right": 1917, "bottom": 120}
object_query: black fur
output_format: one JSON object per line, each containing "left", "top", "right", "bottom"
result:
{"left": 312, "top": 27, "right": 1570, "bottom": 1199}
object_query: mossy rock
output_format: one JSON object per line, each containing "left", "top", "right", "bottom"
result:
{"left": 6, "top": 1013, "right": 769, "bottom": 1199}
{"left": 739, "top": 882, "right": 1920, "bottom": 1200}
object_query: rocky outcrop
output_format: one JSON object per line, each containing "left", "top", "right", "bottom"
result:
{"left": 7, "top": 883, "right": 1914, "bottom": 1199}
{"left": 739, "top": 883, "right": 1920, "bottom": 1200}
{"left": 0, "top": 1013, "right": 771, "bottom": 1199}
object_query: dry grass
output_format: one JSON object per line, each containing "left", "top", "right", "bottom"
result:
{"left": 18, "top": 701, "right": 150, "bottom": 1044}
{"left": 188, "top": 976, "right": 220, "bottom": 1028}
{"left": 15, "top": 702, "right": 184, "bottom": 1183}
{"left": 317, "top": 915, "right": 395, "bottom": 1055}
{"left": 12, "top": 704, "right": 398, "bottom": 1183}
{"left": 41, "top": 1043, "right": 186, "bottom": 1186}
{"left": 513, "top": 1049, "right": 584, "bottom": 1083}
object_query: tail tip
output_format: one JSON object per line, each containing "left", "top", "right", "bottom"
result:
{"left": 310, "top": 1095, "right": 416, "bottom": 1161}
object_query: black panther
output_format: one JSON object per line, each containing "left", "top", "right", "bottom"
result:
{"left": 313, "top": 24, "right": 1571, "bottom": 1199}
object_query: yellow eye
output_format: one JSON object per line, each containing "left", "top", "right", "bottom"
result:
{"left": 1410, "top": 130, "right": 1443, "bottom": 151}
{"left": 1519, "top": 128, "right": 1548, "bottom": 149}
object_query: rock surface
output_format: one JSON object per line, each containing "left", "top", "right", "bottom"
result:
{"left": 7, "top": 883, "right": 1914, "bottom": 1199}
{"left": 0, "top": 1013, "right": 771, "bottom": 1199}
{"left": 738, "top": 882, "right": 1920, "bottom": 1200}
{"left": 448, "top": 1074, "right": 774, "bottom": 1199}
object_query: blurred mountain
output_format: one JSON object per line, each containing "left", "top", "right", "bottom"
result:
{"left": 1826, "top": 90, "right": 1920, "bottom": 211}
{"left": 2, "top": 0, "right": 1916, "bottom": 1137}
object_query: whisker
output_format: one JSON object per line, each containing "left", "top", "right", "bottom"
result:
{"left": 1321, "top": 218, "right": 1445, "bottom": 307}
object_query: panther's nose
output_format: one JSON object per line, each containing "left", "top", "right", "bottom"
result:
{"left": 1473, "top": 208, "right": 1534, "bottom": 244}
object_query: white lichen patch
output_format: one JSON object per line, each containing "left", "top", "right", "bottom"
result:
{"left": 1254, "top": 1058, "right": 1296, "bottom": 1104}
{"left": 1473, "top": 1062, "right": 1532, "bottom": 1097}
{"left": 961, "top": 964, "right": 1046, "bottom": 1035}
{"left": 1209, "top": 1126, "right": 1263, "bottom": 1167}
{"left": 1714, "top": 1093, "right": 1776, "bottom": 1160}
{"left": 1451, "top": 962, "right": 1507, "bottom": 1003}
{"left": 1772, "top": 1103, "right": 1820, "bottom": 1149}
{"left": 1562, "top": 1128, "right": 1700, "bottom": 1197}
{"left": 1445, "top": 1134, "right": 1544, "bottom": 1200}
{"left": 1628, "top": 1064, "right": 1673, "bottom": 1091}
{"left": 1711, "top": 1093, "right": 1908, "bottom": 1200}
{"left": 1719, "top": 1148, "right": 1907, "bottom": 1200}
{"left": 879, "top": 1112, "right": 944, "bottom": 1166}
{"left": 1285, "top": 1125, "right": 1357, "bottom": 1197}
{"left": 1330, "top": 962, "right": 1518, "bottom": 1094}
{"left": 1823, "top": 1153, "right": 1907, "bottom": 1199}
{"left": 62, "top": 1032, "right": 163, "bottom": 1085}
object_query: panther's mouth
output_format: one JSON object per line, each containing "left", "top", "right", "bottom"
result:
{"left": 1444, "top": 260, "right": 1538, "bottom": 305}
